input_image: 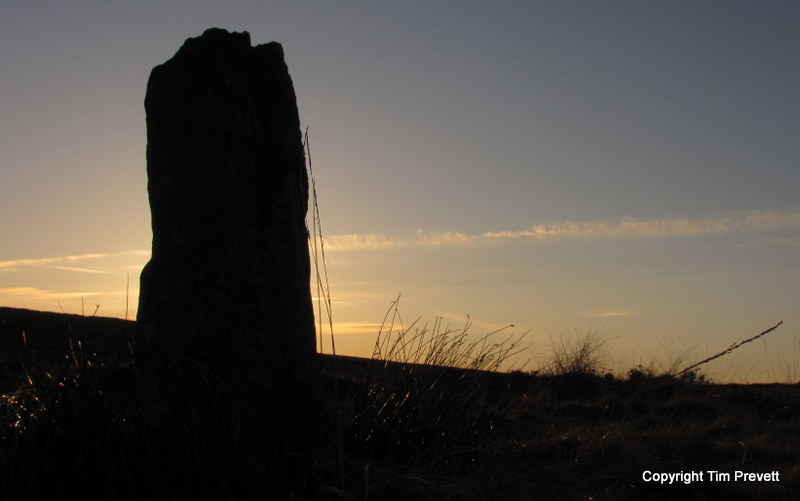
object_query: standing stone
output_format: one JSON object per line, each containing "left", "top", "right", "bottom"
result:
{"left": 136, "top": 28, "right": 315, "bottom": 399}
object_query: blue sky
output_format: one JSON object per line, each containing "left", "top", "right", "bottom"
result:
{"left": 1, "top": 1, "right": 799, "bottom": 381}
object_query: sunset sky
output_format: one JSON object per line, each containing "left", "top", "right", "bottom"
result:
{"left": 2, "top": 1, "right": 798, "bottom": 382}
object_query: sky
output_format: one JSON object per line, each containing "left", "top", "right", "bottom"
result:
{"left": 1, "top": 1, "right": 799, "bottom": 382}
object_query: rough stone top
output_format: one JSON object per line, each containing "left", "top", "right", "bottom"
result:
{"left": 151, "top": 28, "right": 286, "bottom": 78}
{"left": 144, "top": 27, "right": 298, "bottom": 134}
{"left": 184, "top": 27, "right": 255, "bottom": 50}
{"left": 177, "top": 27, "right": 281, "bottom": 55}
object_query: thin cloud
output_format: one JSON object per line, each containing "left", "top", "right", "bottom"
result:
{"left": 416, "top": 230, "right": 477, "bottom": 247}
{"left": 323, "top": 322, "right": 385, "bottom": 335}
{"left": 0, "top": 253, "right": 106, "bottom": 271}
{"left": 433, "top": 311, "right": 517, "bottom": 332}
{"left": 0, "top": 250, "right": 149, "bottom": 273}
{"left": 322, "top": 209, "right": 800, "bottom": 251}
{"left": 323, "top": 234, "right": 410, "bottom": 251}
{"left": 310, "top": 296, "right": 350, "bottom": 307}
{"left": 45, "top": 265, "right": 110, "bottom": 274}
{"left": 0, "top": 287, "right": 102, "bottom": 300}
{"left": 483, "top": 209, "right": 800, "bottom": 241}
{"left": 591, "top": 311, "right": 634, "bottom": 318}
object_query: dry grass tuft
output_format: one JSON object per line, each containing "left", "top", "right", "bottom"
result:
{"left": 543, "top": 328, "right": 612, "bottom": 376}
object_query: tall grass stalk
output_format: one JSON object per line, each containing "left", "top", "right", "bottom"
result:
{"left": 344, "top": 297, "right": 530, "bottom": 478}
{"left": 303, "top": 128, "right": 346, "bottom": 492}
{"left": 676, "top": 321, "right": 784, "bottom": 377}
{"left": 373, "top": 295, "right": 529, "bottom": 372}
{"left": 305, "top": 128, "right": 335, "bottom": 356}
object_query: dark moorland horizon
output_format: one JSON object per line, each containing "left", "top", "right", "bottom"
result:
{"left": 1, "top": 2, "right": 799, "bottom": 382}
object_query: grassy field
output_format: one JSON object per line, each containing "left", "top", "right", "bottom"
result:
{"left": 1, "top": 306, "right": 797, "bottom": 500}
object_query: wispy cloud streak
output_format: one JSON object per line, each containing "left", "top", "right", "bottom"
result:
{"left": 324, "top": 322, "right": 385, "bottom": 335}
{"left": 0, "top": 287, "right": 102, "bottom": 300}
{"left": 321, "top": 209, "right": 800, "bottom": 251}
{"left": 591, "top": 311, "right": 634, "bottom": 318}
{"left": 483, "top": 209, "right": 800, "bottom": 241}
{"left": 0, "top": 250, "right": 149, "bottom": 273}
{"left": 323, "top": 234, "right": 410, "bottom": 251}
{"left": 45, "top": 265, "right": 110, "bottom": 274}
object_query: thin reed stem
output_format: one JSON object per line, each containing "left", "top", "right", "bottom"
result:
{"left": 677, "top": 321, "right": 784, "bottom": 376}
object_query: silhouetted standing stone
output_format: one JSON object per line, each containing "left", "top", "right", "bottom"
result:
{"left": 136, "top": 28, "right": 315, "bottom": 401}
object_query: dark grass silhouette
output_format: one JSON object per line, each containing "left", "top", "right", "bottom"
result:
{"left": 1, "top": 306, "right": 798, "bottom": 500}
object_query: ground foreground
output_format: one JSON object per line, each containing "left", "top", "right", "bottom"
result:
{"left": 1, "top": 307, "right": 798, "bottom": 500}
